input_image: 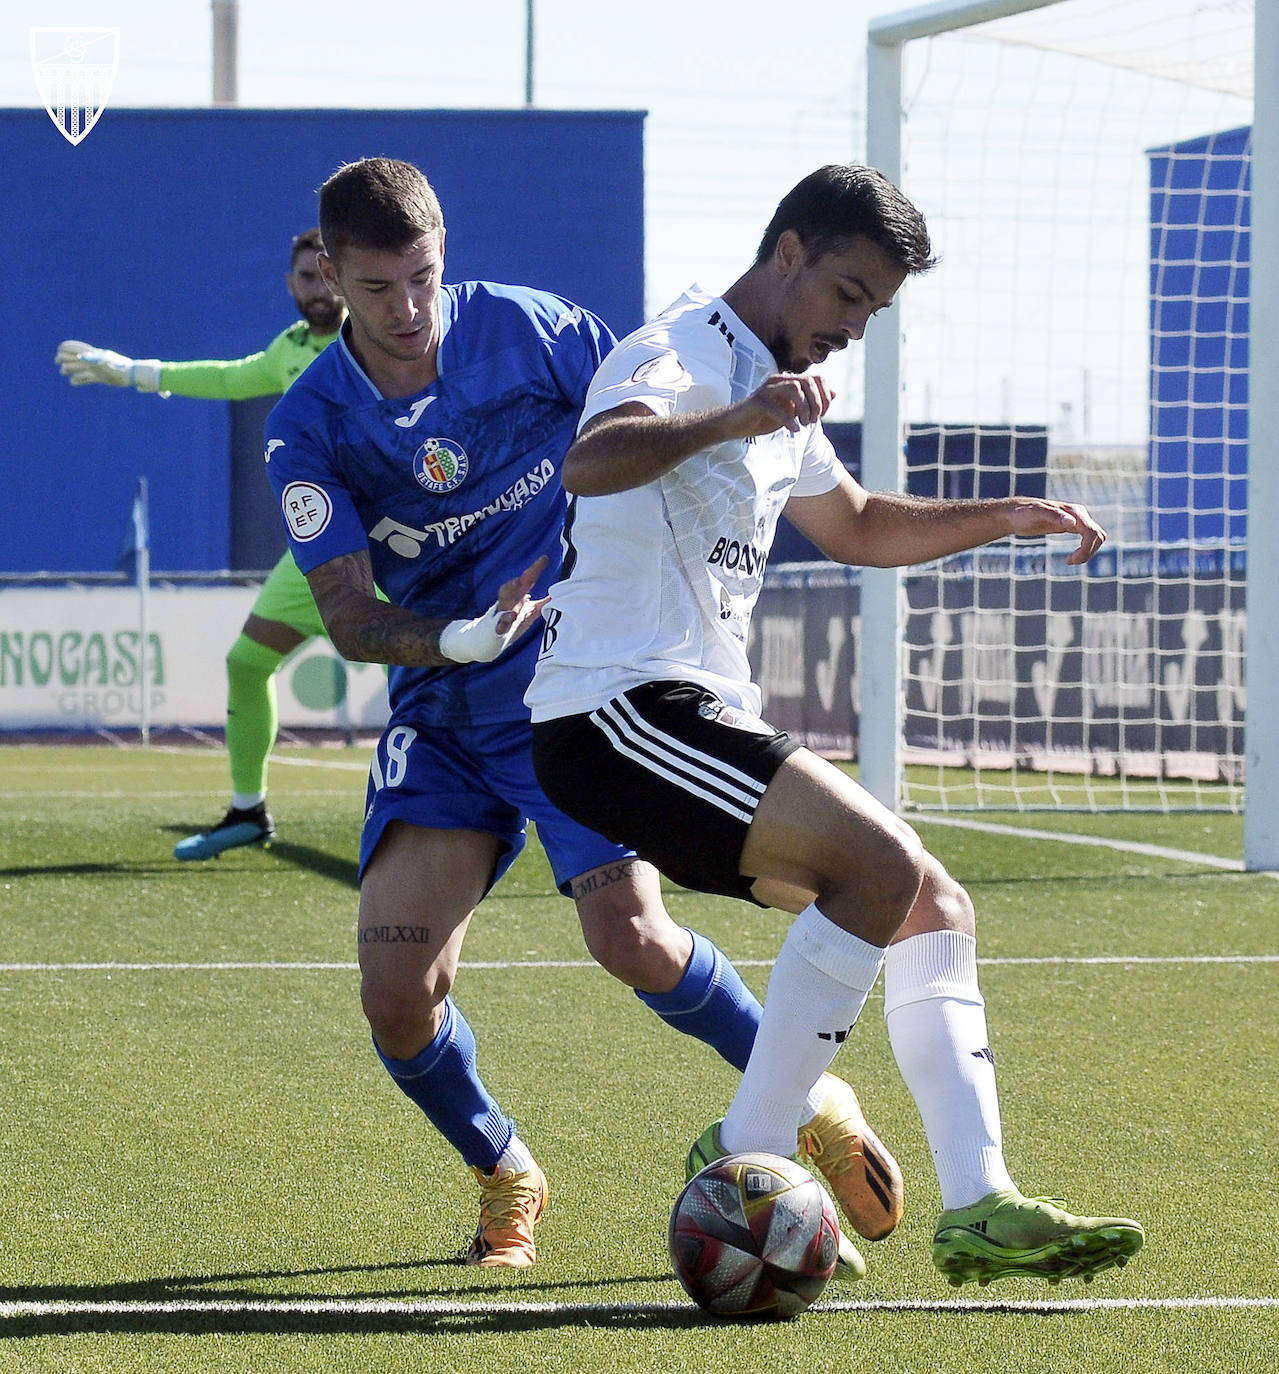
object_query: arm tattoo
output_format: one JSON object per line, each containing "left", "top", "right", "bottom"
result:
{"left": 306, "top": 553, "right": 449, "bottom": 667}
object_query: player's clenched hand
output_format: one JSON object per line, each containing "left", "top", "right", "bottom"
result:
{"left": 55, "top": 340, "right": 165, "bottom": 393}
{"left": 732, "top": 373, "right": 836, "bottom": 438}
{"left": 437, "top": 556, "right": 550, "bottom": 663}
{"left": 1007, "top": 499, "right": 1107, "bottom": 565}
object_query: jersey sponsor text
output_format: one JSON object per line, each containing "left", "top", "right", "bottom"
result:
{"left": 708, "top": 534, "right": 768, "bottom": 578}
{"left": 369, "top": 457, "right": 556, "bottom": 558}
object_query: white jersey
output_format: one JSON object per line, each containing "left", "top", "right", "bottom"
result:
{"left": 525, "top": 284, "right": 842, "bottom": 721}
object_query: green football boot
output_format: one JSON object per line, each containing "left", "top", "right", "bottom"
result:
{"left": 932, "top": 1187, "right": 1145, "bottom": 1287}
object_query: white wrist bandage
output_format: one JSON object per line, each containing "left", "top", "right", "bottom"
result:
{"left": 438, "top": 603, "right": 516, "bottom": 663}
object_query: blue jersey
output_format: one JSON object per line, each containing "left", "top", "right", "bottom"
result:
{"left": 265, "top": 282, "right": 616, "bottom": 726}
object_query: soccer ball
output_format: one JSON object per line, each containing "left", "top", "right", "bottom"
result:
{"left": 669, "top": 1151, "right": 839, "bottom": 1320}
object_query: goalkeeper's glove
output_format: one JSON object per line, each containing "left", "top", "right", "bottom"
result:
{"left": 55, "top": 340, "right": 168, "bottom": 394}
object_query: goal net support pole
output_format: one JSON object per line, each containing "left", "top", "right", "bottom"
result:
{"left": 1243, "top": 0, "right": 1278, "bottom": 869}
{"left": 863, "top": 1, "right": 1063, "bottom": 811}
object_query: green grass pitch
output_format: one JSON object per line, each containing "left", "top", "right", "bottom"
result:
{"left": 0, "top": 743, "right": 1275, "bottom": 1373}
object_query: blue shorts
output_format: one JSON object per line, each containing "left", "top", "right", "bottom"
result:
{"left": 358, "top": 713, "right": 633, "bottom": 894}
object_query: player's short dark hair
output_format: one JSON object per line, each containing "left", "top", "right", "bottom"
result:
{"left": 754, "top": 164, "right": 936, "bottom": 274}
{"left": 289, "top": 227, "right": 323, "bottom": 268}
{"left": 318, "top": 158, "right": 445, "bottom": 260}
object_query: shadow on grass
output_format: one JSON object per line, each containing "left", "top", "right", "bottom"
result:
{"left": 0, "top": 1258, "right": 707, "bottom": 1335}
{"left": 0, "top": 838, "right": 360, "bottom": 888}
{"left": 251, "top": 838, "right": 359, "bottom": 888}
{"left": 155, "top": 826, "right": 360, "bottom": 888}
{"left": 0, "top": 861, "right": 175, "bottom": 879}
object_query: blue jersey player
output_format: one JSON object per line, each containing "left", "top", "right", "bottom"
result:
{"left": 264, "top": 157, "right": 902, "bottom": 1270}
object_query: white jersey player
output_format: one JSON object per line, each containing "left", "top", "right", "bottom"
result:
{"left": 529, "top": 163, "right": 1143, "bottom": 1289}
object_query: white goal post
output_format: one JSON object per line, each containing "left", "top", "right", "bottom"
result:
{"left": 860, "top": 0, "right": 1278, "bottom": 870}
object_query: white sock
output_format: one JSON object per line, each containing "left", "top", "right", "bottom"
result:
{"left": 883, "top": 929, "right": 1015, "bottom": 1210}
{"left": 495, "top": 1134, "right": 537, "bottom": 1176}
{"left": 232, "top": 791, "right": 266, "bottom": 811}
{"left": 801, "top": 1078, "right": 827, "bottom": 1123}
{"left": 722, "top": 904, "right": 885, "bottom": 1157}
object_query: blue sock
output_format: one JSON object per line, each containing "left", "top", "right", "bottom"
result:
{"left": 374, "top": 997, "right": 513, "bottom": 1171}
{"left": 635, "top": 929, "right": 761, "bottom": 1071}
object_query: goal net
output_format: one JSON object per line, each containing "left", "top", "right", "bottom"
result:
{"left": 862, "top": 0, "right": 1260, "bottom": 815}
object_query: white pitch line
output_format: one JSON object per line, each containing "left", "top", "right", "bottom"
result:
{"left": 0, "top": 962, "right": 361, "bottom": 972}
{"left": 822, "top": 1296, "right": 1279, "bottom": 1312}
{"left": 915, "top": 814, "right": 1279, "bottom": 879}
{"left": 0, "top": 748, "right": 374, "bottom": 793}
{"left": 0, "top": 1295, "right": 1273, "bottom": 1319}
{"left": 978, "top": 953, "right": 1279, "bottom": 966}
{"left": 142, "top": 744, "right": 373, "bottom": 774}
{"left": 255, "top": 751, "right": 372, "bottom": 774}
{"left": 0, "top": 954, "right": 1275, "bottom": 974}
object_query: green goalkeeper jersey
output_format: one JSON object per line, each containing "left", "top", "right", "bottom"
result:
{"left": 158, "top": 320, "right": 341, "bottom": 400}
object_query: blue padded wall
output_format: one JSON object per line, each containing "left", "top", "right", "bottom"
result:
{"left": 1, "top": 107, "right": 644, "bottom": 572}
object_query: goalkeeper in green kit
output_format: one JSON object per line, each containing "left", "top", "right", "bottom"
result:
{"left": 56, "top": 229, "right": 347, "bottom": 860}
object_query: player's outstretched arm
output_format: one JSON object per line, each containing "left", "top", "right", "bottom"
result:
{"left": 787, "top": 478, "right": 1107, "bottom": 569}
{"left": 60, "top": 334, "right": 300, "bottom": 401}
{"left": 55, "top": 340, "right": 166, "bottom": 393}
{"left": 305, "top": 551, "right": 548, "bottom": 667}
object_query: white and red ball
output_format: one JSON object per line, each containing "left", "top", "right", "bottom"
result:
{"left": 669, "top": 1151, "right": 839, "bottom": 1320}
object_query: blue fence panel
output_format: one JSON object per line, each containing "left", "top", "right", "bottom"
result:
{"left": 0, "top": 107, "right": 644, "bottom": 573}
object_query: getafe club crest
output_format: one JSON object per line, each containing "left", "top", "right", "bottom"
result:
{"left": 413, "top": 437, "right": 469, "bottom": 494}
{"left": 30, "top": 28, "right": 119, "bottom": 147}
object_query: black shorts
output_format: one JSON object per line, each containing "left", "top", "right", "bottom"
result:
{"left": 531, "top": 680, "right": 802, "bottom": 902}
